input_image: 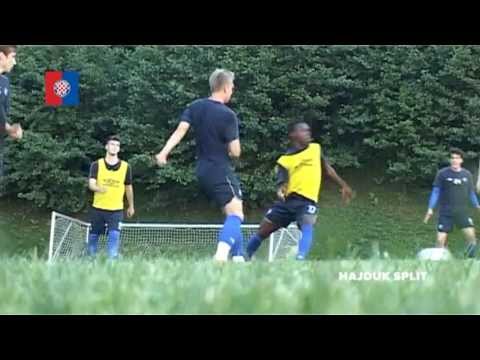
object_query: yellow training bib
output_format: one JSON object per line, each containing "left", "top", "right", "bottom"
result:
{"left": 276, "top": 143, "right": 321, "bottom": 203}
{"left": 92, "top": 159, "right": 128, "bottom": 211}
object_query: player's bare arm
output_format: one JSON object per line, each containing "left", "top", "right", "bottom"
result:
{"left": 155, "top": 121, "right": 191, "bottom": 166}
{"left": 125, "top": 184, "right": 135, "bottom": 218}
{"left": 228, "top": 139, "right": 241, "bottom": 159}
{"left": 88, "top": 178, "right": 107, "bottom": 193}
{"left": 424, "top": 208, "right": 434, "bottom": 224}
{"left": 321, "top": 157, "right": 353, "bottom": 204}
{"left": 5, "top": 122, "right": 22, "bottom": 140}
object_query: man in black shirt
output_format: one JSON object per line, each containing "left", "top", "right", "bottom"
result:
{"left": 0, "top": 45, "right": 23, "bottom": 179}
{"left": 424, "top": 148, "right": 480, "bottom": 258}
{"left": 155, "top": 69, "right": 244, "bottom": 262}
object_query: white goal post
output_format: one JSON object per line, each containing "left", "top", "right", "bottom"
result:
{"left": 48, "top": 211, "right": 301, "bottom": 263}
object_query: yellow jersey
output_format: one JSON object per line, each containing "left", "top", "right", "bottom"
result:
{"left": 276, "top": 143, "right": 322, "bottom": 203}
{"left": 92, "top": 158, "right": 129, "bottom": 211}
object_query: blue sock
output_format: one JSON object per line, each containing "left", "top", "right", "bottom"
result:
{"left": 107, "top": 230, "right": 121, "bottom": 259}
{"left": 218, "top": 215, "right": 242, "bottom": 248}
{"left": 247, "top": 234, "right": 264, "bottom": 258}
{"left": 297, "top": 224, "right": 314, "bottom": 260}
{"left": 466, "top": 243, "right": 477, "bottom": 258}
{"left": 231, "top": 229, "right": 244, "bottom": 257}
{"left": 87, "top": 233, "right": 99, "bottom": 256}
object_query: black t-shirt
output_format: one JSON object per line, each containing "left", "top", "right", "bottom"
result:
{"left": 0, "top": 74, "right": 11, "bottom": 147}
{"left": 89, "top": 159, "right": 132, "bottom": 185}
{"left": 433, "top": 167, "right": 474, "bottom": 214}
{"left": 181, "top": 98, "right": 239, "bottom": 168}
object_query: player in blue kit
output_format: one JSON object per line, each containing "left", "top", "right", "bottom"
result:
{"left": 0, "top": 45, "right": 23, "bottom": 186}
{"left": 155, "top": 69, "right": 245, "bottom": 262}
{"left": 424, "top": 148, "right": 480, "bottom": 258}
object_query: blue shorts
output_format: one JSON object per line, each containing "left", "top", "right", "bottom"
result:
{"left": 437, "top": 211, "right": 474, "bottom": 233}
{"left": 196, "top": 164, "right": 242, "bottom": 208}
{"left": 90, "top": 207, "right": 123, "bottom": 235}
{"left": 265, "top": 193, "right": 318, "bottom": 228}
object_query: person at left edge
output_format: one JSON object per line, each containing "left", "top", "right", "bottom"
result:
{"left": 0, "top": 45, "right": 23, "bottom": 182}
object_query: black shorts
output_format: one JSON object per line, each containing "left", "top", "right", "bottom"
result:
{"left": 437, "top": 211, "right": 474, "bottom": 233}
{"left": 90, "top": 207, "right": 123, "bottom": 235}
{"left": 196, "top": 164, "right": 242, "bottom": 208}
{"left": 265, "top": 194, "right": 318, "bottom": 229}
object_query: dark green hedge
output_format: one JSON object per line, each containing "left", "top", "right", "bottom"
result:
{"left": 4, "top": 45, "right": 480, "bottom": 211}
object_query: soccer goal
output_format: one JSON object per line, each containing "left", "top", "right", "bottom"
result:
{"left": 48, "top": 211, "right": 301, "bottom": 263}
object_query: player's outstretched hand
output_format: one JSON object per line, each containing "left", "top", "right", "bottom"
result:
{"left": 423, "top": 209, "right": 433, "bottom": 224}
{"left": 155, "top": 153, "right": 168, "bottom": 167}
{"left": 127, "top": 206, "right": 135, "bottom": 218}
{"left": 341, "top": 185, "right": 353, "bottom": 204}
{"left": 8, "top": 123, "right": 23, "bottom": 141}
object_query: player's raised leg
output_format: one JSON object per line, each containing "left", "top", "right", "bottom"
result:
{"left": 246, "top": 198, "right": 292, "bottom": 260}
{"left": 246, "top": 218, "right": 280, "bottom": 260}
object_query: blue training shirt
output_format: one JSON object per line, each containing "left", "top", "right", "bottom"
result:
{"left": 0, "top": 74, "right": 11, "bottom": 151}
{"left": 433, "top": 167, "right": 476, "bottom": 215}
{"left": 181, "top": 98, "right": 239, "bottom": 168}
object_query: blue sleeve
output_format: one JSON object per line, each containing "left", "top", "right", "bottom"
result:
{"left": 0, "top": 103, "right": 6, "bottom": 132}
{"left": 428, "top": 186, "right": 441, "bottom": 209}
{"left": 181, "top": 105, "right": 193, "bottom": 125}
{"left": 433, "top": 171, "right": 443, "bottom": 187}
{"left": 0, "top": 78, "right": 8, "bottom": 132}
{"left": 470, "top": 191, "right": 479, "bottom": 208}
{"left": 224, "top": 113, "right": 239, "bottom": 143}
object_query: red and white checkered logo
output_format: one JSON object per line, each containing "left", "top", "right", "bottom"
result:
{"left": 53, "top": 80, "right": 71, "bottom": 98}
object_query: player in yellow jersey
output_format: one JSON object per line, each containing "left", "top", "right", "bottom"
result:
{"left": 246, "top": 120, "right": 353, "bottom": 260}
{"left": 87, "top": 135, "right": 135, "bottom": 259}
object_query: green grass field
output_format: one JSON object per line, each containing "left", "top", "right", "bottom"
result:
{"left": 1, "top": 257, "right": 479, "bottom": 314}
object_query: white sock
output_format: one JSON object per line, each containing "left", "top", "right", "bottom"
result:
{"left": 214, "top": 242, "right": 231, "bottom": 261}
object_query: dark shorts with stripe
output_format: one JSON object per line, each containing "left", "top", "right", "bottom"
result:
{"left": 265, "top": 193, "right": 318, "bottom": 229}
{"left": 196, "top": 163, "right": 242, "bottom": 208}
{"left": 437, "top": 210, "right": 474, "bottom": 233}
{"left": 90, "top": 207, "right": 123, "bottom": 235}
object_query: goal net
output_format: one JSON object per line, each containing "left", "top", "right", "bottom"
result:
{"left": 48, "top": 212, "right": 301, "bottom": 263}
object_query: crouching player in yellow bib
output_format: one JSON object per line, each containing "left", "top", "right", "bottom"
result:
{"left": 87, "top": 135, "right": 135, "bottom": 259}
{"left": 246, "top": 121, "right": 353, "bottom": 260}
